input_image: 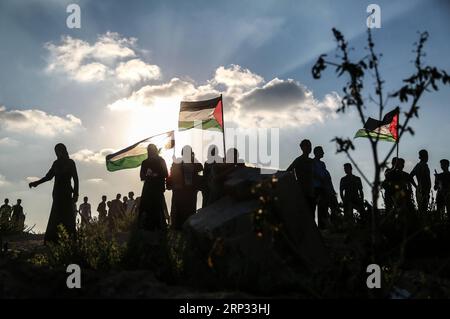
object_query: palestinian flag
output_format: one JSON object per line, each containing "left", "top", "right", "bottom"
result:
{"left": 355, "top": 108, "right": 399, "bottom": 142}
{"left": 178, "top": 95, "right": 223, "bottom": 131}
{"left": 106, "top": 131, "right": 175, "bottom": 172}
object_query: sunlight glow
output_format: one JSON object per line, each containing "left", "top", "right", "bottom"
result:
{"left": 125, "top": 97, "right": 180, "bottom": 145}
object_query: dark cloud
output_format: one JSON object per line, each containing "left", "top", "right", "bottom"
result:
{"left": 237, "top": 79, "right": 307, "bottom": 111}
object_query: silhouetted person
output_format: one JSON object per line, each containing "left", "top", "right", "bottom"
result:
{"left": 97, "top": 195, "right": 108, "bottom": 223}
{"left": 11, "top": 199, "right": 25, "bottom": 232}
{"left": 383, "top": 157, "right": 398, "bottom": 211}
{"left": 106, "top": 200, "right": 112, "bottom": 225}
{"left": 78, "top": 196, "right": 91, "bottom": 226}
{"left": 340, "top": 163, "right": 364, "bottom": 223}
{"left": 122, "top": 196, "right": 128, "bottom": 211}
{"left": 0, "top": 199, "right": 12, "bottom": 231}
{"left": 287, "top": 139, "right": 315, "bottom": 217}
{"left": 435, "top": 159, "right": 450, "bottom": 216}
{"left": 411, "top": 149, "right": 431, "bottom": 213}
{"left": 168, "top": 145, "right": 203, "bottom": 230}
{"left": 29, "top": 143, "right": 79, "bottom": 244}
{"left": 138, "top": 144, "right": 169, "bottom": 231}
{"left": 214, "top": 147, "right": 245, "bottom": 183}
{"left": 312, "top": 146, "right": 338, "bottom": 229}
{"left": 202, "top": 145, "right": 224, "bottom": 207}
{"left": 391, "top": 158, "right": 416, "bottom": 213}
{"left": 109, "top": 194, "right": 124, "bottom": 230}
{"left": 126, "top": 191, "right": 136, "bottom": 215}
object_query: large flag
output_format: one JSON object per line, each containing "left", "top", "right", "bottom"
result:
{"left": 354, "top": 107, "right": 399, "bottom": 142}
{"left": 178, "top": 95, "right": 223, "bottom": 131}
{"left": 106, "top": 131, "right": 175, "bottom": 172}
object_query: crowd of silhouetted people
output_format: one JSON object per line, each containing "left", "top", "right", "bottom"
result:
{"left": 0, "top": 198, "right": 25, "bottom": 233}
{"left": 26, "top": 143, "right": 246, "bottom": 243}
{"left": 23, "top": 141, "right": 450, "bottom": 244}
{"left": 287, "top": 139, "right": 450, "bottom": 229}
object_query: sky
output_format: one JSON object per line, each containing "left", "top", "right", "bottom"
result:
{"left": 0, "top": 0, "right": 449, "bottom": 232}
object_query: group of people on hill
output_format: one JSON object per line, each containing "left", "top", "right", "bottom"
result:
{"left": 287, "top": 139, "right": 364, "bottom": 228}
{"left": 26, "top": 141, "right": 450, "bottom": 244}
{"left": 383, "top": 150, "right": 450, "bottom": 217}
{"left": 287, "top": 139, "right": 450, "bottom": 228}
{"left": 75, "top": 191, "right": 139, "bottom": 227}
{"left": 27, "top": 143, "right": 245, "bottom": 244}
{"left": 0, "top": 198, "right": 25, "bottom": 233}
{"left": 138, "top": 144, "right": 244, "bottom": 231}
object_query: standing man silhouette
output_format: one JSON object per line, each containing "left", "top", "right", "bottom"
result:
{"left": 340, "top": 163, "right": 364, "bottom": 223}
{"left": 168, "top": 146, "right": 203, "bottom": 230}
{"left": 382, "top": 157, "right": 398, "bottom": 212}
{"left": 126, "top": 191, "right": 136, "bottom": 215}
{"left": 287, "top": 139, "right": 315, "bottom": 217}
{"left": 0, "top": 199, "right": 12, "bottom": 231}
{"left": 410, "top": 149, "right": 431, "bottom": 214}
{"left": 78, "top": 196, "right": 91, "bottom": 226}
{"left": 435, "top": 159, "right": 450, "bottom": 216}
{"left": 97, "top": 195, "right": 108, "bottom": 223}
{"left": 312, "top": 146, "right": 338, "bottom": 229}
{"left": 11, "top": 199, "right": 25, "bottom": 232}
{"left": 138, "top": 144, "right": 169, "bottom": 231}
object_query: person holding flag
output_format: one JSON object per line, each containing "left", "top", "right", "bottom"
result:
{"left": 138, "top": 144, "right": 169, "bottom": 231}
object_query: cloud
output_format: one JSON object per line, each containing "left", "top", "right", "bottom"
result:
{"left": 107, "top": 77, "right": 200, "bottom": 111}
{"left": 71, "top": 148, "right": 115, "bottom": 164}
{"left": 234, "top": 78, "right": 340, "bottom": 127}
{"left": 115, "top": 59, "right": 161, "bottom": 83}
{"left": 73, "top": 62, "right": 108, "bottom": 82}
{"left": 0, "top": 174, "right": 10, "bottom": 187}
{"left": 45, "top": 32, "right": 159, "bottom": 84}
{"left": 86, "top": 178, "right": 104, "bottom": 183}
{"left": 0, "top": 106, "right": 83, "bottom": 137}
{"left": 107, "top": 64, "right": 340, "bottom": 128}
{"left": 213, "top": 64, "right": 263, "bottom": 89}
{"left": 0, "top": 137, "right": 19, "bottom": 146}
{"left": 25, "top": 177, "right": 39, "bottom": 183}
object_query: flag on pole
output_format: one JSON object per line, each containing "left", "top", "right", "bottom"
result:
{"left": 354, "top": 107, "right": 399, "bottom": 142}
{"left": 106, "top": 131, "right": 175, "bottom": 172}
{"left": 178, "top": 96, "right": 223, "bottom": 131}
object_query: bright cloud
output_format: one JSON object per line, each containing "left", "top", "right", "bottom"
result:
{"left": 0, "top": 137, "right": 19, "bottom": 146}
{"left": 213, "top": 64, "right": 263, "bottom": 88}
{"left": 107, "top": 77, "right": 199, "bottom": 111}
{"left": 0, "top": 174, "right": 10, "bottom": 187}
{"left": 115, "top": 59, "right": 161, "bottom": 83}
{"left": 0, "top": 106, "right": 83, "bottom": 137}
{"left": 107, "top": 65, "right": 340, "bottom": 128}
{"left": 86, "top": 178, "right": 104, "bottom": 183}
{"left": 71, "top": 148, "right": 115, "bottom": 164}
{"left": 45, "top": 32, "right": 159, "bottom": 84}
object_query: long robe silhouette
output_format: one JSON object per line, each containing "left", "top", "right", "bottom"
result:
{"left": 29, "top": 143, "right": 78, "bottom": 244}
{"left": 138, "top": 144, "right": 169, "bottom": 231}
{"left": 168, "top": 146, "right": 203, "bottom": 230}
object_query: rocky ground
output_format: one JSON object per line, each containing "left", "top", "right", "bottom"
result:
{"left": 0, "top": 232, "right": 293, "bottom": 299}
{"left": 2, "top": 230, "right": 450, "bottom": 298}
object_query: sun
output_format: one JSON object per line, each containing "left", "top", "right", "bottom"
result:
{"left": 125, "top": 97, "right": 180, "bottom": 145}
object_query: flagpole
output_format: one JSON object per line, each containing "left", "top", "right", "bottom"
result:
{"left": 220, "top": 94, "right": 226, "bottom": 159}
{"left": 396, "top": 140, "right": 399, "bottom": 159}
{"left": 396, "top": 109, "right": 400, "bottom": 159}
